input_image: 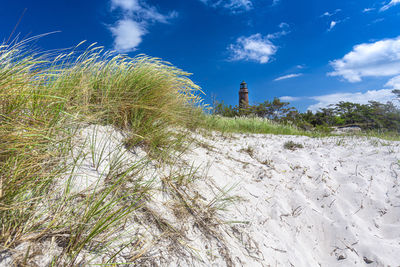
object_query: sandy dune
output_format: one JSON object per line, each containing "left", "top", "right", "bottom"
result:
{"left": 2, "top": 126, "right": 399, "bottom": 266}
{"left": 181, "top": 132, "right": 400, "bottom": 266}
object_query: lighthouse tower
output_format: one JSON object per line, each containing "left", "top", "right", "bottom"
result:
{"left": 239, "top": 81, "right": 249, "bottom": 108}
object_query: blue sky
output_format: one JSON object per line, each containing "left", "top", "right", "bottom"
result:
{"left": 1, "top": 0, "right": 400, "bottom": 111}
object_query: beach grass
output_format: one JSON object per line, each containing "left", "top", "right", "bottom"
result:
{"left": 201, "top": 115, "right": 315, "bottom": 136}
{"left": 0, "top": 39, "right": 204, "bottom": 265}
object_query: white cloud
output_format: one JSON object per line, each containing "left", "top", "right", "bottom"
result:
{"left": 228, "top": 34, "right": 277, "bottom": 64}
{"left": 274, "top": 73, "right": 303, "bottom": 81}
{"left": 228, "top": 24, "right": 290, "bottom": 64}
{"left": 380, "top": 0, "right": 400, "bottom": 11}
{"left": 199, "top": 0, "right": 253, "bottom": 12}
{"left": 328, "top": 21, "right": 337, "bottom": 31}
{"left": 320, "top": 9, "right": 345, "bottom": 32}
{"left": 266, "top": 29, "right": 289, "bottom": 39}
{"left": 370, "top": 18, "right": 385, "bottom": 25}
{"left": 307, "top": 89, "right": 397, "bottom": 111}
{"left": 320, "top": 9, "right": 341, "bottom": 17}
{"left": 363, "top": 7, "right": 375, "bottom": 13}
{"left": 109, "top": 0, "right": 176, "bottom": 52}
{"left": 385, "top": 75, "right": 400, "bottom": 89}
{"left": 111, "top": 0, "right": 140, "bottom": 12}
{"left": 279, "top": 22, "right": 289, "bottom": 29}
{"left": 280, "top": 96, "right": 301, "bottom": 102}
{"left": 111, "top": 0, "right": 176, "bottom": 23}
{"left": 109, "top": 19, "right": 145, "bottom": 52}
{"left": 328, "top": 36, "right": 400, "bottom": 82}
{"left": 272, "top": 0, "right": 280, "bottom": 6}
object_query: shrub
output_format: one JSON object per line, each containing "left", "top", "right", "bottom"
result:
{"left": 283, "top": 141, "right": 304, "bottom": 151}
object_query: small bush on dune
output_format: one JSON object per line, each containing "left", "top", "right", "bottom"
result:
{"left": 283, "top": 141, "right": 304, "bottom": 151}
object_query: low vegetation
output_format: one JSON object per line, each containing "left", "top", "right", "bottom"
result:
{"left": 201, "top": 115, "right": 315, "bottom": 136}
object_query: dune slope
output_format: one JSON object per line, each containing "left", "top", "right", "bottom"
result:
{"left": 1, "top": 126, "right": 399, "bottom": 266}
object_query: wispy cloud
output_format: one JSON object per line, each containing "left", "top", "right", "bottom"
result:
{"left": 328, "top": 36, "right": 400, "bottom": 82}
{"left": 274, "top": 73, "right": 303, "bottom": 81}
{"left": 320, "top": 9, "right": 346, "bottom": 32}
{"left": 307, "top": 89, "right": 397, "bottom": 111}
{"left": 108, "top": 0, "right": 177, "bottom": 52}
{"left": 272, "top": 0, "right": 280, "bottom": 6}
{"left": 199, "top": 0, "right": 253, "bottom": 12}
{"left": 111, "top": 0, "right": 140, "bottom": 12}
{"left": 228, "top": 34, "right": 277, "bottom": 63}
{"left": 266, "top": 29, "right": 290, "bottom": 39}
{"left": 320, "top": 9, "right": 341, "bottom": 17}
{"left": 280, "top": 96, "right": 301, "bottom": 102}
{"left": 380, "top": 0, "right": 400, "bottom": 11}
{"left": 279, "top": 22, "right": 289, "bottom": 29}
{"left": 328, "top": 21, "right": 337, "bottom": 31}
{"left": 362, "top": 7, "right": 375, "bottom": 13}
{"left": 385, "top": 75, "right": 400, "bottom": 89}
{"left": 370, "top": 18, "right": 385, "bottom": 24}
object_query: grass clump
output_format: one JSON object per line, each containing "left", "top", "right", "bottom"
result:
{"left": 283, "top": 141, "right": 304, "bottom": 151}
{"left": 0, "top": 38, "right": 203, "bottom": 265}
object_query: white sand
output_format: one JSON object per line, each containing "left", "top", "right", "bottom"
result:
{"left": 2, "top": 126, "right": 400, "bottom": 266}
{"left": 181, "top": 132, "right": 400, "bottom": 266}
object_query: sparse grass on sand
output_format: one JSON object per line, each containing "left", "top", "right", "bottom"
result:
{"left": 360, "top": 130, "right": 400, "bottom": 141}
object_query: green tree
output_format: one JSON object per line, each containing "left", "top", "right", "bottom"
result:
{"left": 212, "top": 100, "right": 238, "bottom": 117}
{"left": 393, "top": 89, "right": 400, "bottom": 101}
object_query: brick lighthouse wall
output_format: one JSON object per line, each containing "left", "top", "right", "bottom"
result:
{"left": 239, "top": 82, "right": 249, "bottom": 108}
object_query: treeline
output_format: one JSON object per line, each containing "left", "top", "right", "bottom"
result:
{"left": 213, "top": 90, "right": 400, "bottom": 132}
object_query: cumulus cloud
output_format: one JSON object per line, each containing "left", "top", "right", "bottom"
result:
{"left": 199, "top": 0, "right": 253, "bottom": 12}
{"left": 228, "top": 34, "right": 277, "bottom": 64}
{"left": 274, "top": 73, "right": 303, "bottom": 81}
{"left": 307, "top": 89, "right": 397, "bottom": 111}
{"left": 228, "top": 24, "right": 290, "bottom": 64}
{"left": 109, "top": 19, "right": 145, "bottom": 52}
{"left": 109, "top": 0, "right": 176, "bottom": 52}
{"left": 328, "top": 36, "right": 400, "bottom": 82}
{"left": 385, "top": 75, "right": 400, "bottom": 89}
{"left": 380, "top": 0, "right": 400, "bottom": 11}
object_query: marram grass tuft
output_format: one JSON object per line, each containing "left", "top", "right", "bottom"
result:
{"left": 0, "top": 39, "right": 204, "bottom": 264}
